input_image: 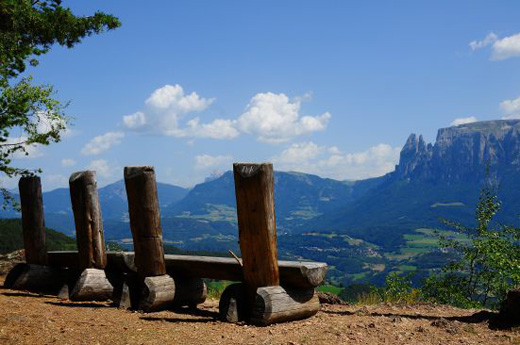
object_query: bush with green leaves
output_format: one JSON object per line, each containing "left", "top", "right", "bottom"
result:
{"left": 421, "top": 184, "right": 520, "bottom": 309}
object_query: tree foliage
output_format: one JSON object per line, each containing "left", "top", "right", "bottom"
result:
{"left": 0, "top": 0, "right": 120, "bottom": 202}
{"left": 421, "top": 184, "right": 520, "bottom": 308}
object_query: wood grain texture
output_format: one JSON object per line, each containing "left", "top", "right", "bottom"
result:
{"left": 233, "top": 163, "right": 279, "bottom": 300}
{"left": 69, "top": 171, "right": 107, "bottom": 269}
{"left": 171, "top": 275, "right": 207, "bottom": 308}
{"left": 251, "top": 285, "right": 320, "bottom": 326}
{"left": 4, "top": 263, "right": 64, "bottom": 294}
{"left": 138, "top": 274, "right": 175, "bottom": 312}
{"left": 47, "top": 251, "right": 327, "bottom": 288}
{"left": 18, "top": 176, "right": 47, "bottom": 265}
{"left": 124, "top": 166, "right": 166, "bottom": 277}
{"left": 219, "top": 283, "right": 247, "bottom": 323}
{"left": 69, "top": 268, "right": 113, "bottom": 301}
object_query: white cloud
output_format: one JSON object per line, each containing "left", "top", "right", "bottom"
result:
{"left": 123, "top": 86, "right": 330, "bottom": 143}
{"left": 236, "top": 92, "right": 331, "bottom": 143}
{"left": 81, "top": 132, "right": 125, "bottom": 156}
{"left": 500, "top": 96, "right": 520, "bottom": 119}
{"left": 469, "top": 32, "right": 498, "bottom": 50}
{"left": 123, "top": 84, "right": 217, "bottom": 137}
{"left": 43, "top": 174, "right": 68, "bottom": 190}
{"left": 273, "top": 142, "right": 400, "bottom": 180}
{"left": 184, "top": 118, "right": 240, "bottom": 139}
{"left": 470, "top": 32, "right": 520, "bottom": 61}
{"left": 123, "top": 111, "right": 147, "bottom": 129}
{"left": 145, "top": 84, "right": 214, "bottom": 111}
{"left": 273, "top": 142, "right": 324, "bottom": 164}
{"left": 450, "top": 116, "right": 478, "bottom": 126}
{"left": 86, "top": 159, "right": 118, "bottom": 180}
{"left": 61, "top": 158, "right": 76, "bottom": 167}
{"left": 491, "top": 33, "right": 520, "bottom": 61}
{"left": 194, "top": 154, "right": 233, "bottom": 170}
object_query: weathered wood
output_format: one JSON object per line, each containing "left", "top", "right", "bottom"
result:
{"left": 19, "top": 176, "right": 47, "bottom": 265}
{"left": 124, "top": 166, "right": 166, "bottom": 277}
{"left": 251, "top": 285, "right": 320, "bottom": 326}
{"left": 233, "top": 163, "right": 279, "bottom": 305}
{"left": 4, "top": 263, "right": 64, "bottom": 294}
{"left": 138, "top": 274, "right": 175, "bottom": 312}
{"left": 69, "top": 171, "right": 107, "bottom": 269}
{"left": 219, "top": 283, "right": 247, "bottom": 323}
{"left": 171, "top": 276, "right": 207, "bottom": 308}
{"left": 47, "top": 251, "right": 327, "bottom": 289}
{"left": 69, "top": 268, "right": 113, "bottom": 301}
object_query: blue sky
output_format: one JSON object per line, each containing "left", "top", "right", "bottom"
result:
{"left": 6, "top": 0, "right": 520, "bottom": 190}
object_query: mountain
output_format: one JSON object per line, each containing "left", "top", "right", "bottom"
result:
{"left": 164, "top": 170, "right": 381, "bottom": 231}
{"left": 3, "top": 120, "right": 520, "bottom": 286}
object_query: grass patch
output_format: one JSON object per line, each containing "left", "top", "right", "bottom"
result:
{"left": 317, "top": 285, "right": 342, "bottom": 295}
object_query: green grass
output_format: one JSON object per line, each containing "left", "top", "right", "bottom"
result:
{"left": 317, "top": 285, "right": 342, "bottom": 295}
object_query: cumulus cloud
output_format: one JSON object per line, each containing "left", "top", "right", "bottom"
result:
{"left": 272, "top": 142, "right": 400, "bottom": 180}
{"left": 236, "top": 92, "right": 331, "bottom": 143}
{"left": 123, "top": 111, "right": 146, "bottom": 129}
{"left": 61, "top": 158, "right": 76, "bottom": 167}
{"left": 470, "top": 32, "right": 520, "bottom": 60}
{"left": 194, "top": 154, "right": 233, "bottom": 170}
{"left": 491, "top": 33, "right": 520, "bottom": 60}
{"left": 87, "top": 159, "right": 119, "bottom": 180}
{"left": 450, "top": 116, "right": 478, "bottom": 126}
{"left": 81, "top": 132, "right": 125, "bottom": 156}
{"left": 145, "top": 84, "right": 214, "bottom": 111}
{"left": 184, "top": 118, "right": 239, "bottom": 139}
{"left": 122, "top": 84, "right": 222, "bottom": 138}
{"left": 500, "top": 96, "right": 520, "bottom": 119}
{"left": 123, "top": 86, "right": 330, "bottom": 143}
{"left": 469, "top": 32, "right": 498, "bottom": 50}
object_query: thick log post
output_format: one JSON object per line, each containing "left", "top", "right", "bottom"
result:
{"left": 68, "top": 171, "right": 112, "bottom": 301}
{"left": 124, "top": 166, "right": 166, "bottom": 277}
{"left": 171, "top": 276, "right": 207, "bottom": 308}
{"left": 251, "top": 286, "right": 320, "bottom": 326}
{"left": 69, "top": 171, "right": 106, "bottom": 269}
{"left": 19, "top": 176, "right": 47, "bottom": 265}
{"left": 124, "top": 166, "right": 174, "bottom": 311}
{"left": 233, "top": 163, "right": 279, "bottom": 307}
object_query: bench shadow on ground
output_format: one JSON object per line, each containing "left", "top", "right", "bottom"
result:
{"left": 140, "top": 306, "right": 219, "bottom": 324}
{"left": 45, "top": 301, "right": 111, "bottom": 308}
{"left": 322, "top": 307, "right": 516, "bottom": 330}
{"left": 1, "top": 291, "right": 50, "bottom": 299}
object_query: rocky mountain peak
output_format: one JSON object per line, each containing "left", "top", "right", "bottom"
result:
{"left": 395, "top": 120, "right": 520, "bottom": 183}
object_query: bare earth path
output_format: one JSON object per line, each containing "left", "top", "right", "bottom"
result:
{"left": 1, "top": 275, "right": 519, "bottom": 345}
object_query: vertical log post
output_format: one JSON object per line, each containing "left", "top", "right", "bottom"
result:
{"left": 68, "top": 171, "right": 113, "bottom": 301}
{"left": 4, "top": 177, "right": 63, "bottom": 293}
{"left": 19, "top": 176, "right": 47, "bottom": 265}
{"left": 124, "top": 166, "right": 174, "bottom": 311}
{"left": 233, "top": 163, "right": 279, "bottom": 308}
{"left": 224, "top": 163, "right": 320, "bottom": 325}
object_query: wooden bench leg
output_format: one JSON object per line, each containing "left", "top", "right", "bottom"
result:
{"left": 219, "top": 283, "right": 248, "bottom": 323}
{"left": 172, "top": 276, "right": 207, "bottom": 308}
{"left": 4, "top": 263, "right": 64, "bottom": 295}
{"left": 69, "top": 268, "right": 113, "bottom": 301}
{"left": 138, "top": 274, "right": 175, "bottom": 312}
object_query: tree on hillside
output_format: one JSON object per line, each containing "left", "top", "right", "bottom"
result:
{"left": 0, "top": 0, "right": 120, "bottom": 205}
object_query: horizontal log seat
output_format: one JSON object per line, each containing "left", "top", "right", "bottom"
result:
{"left": 47, "top": 251, "right": 327, "bottom": 289}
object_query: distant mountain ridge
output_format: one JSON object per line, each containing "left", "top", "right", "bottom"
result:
{"left": 2, "top": 119, "right": 520, "bottom": 286}
{"left": 396, "top": 120, "right": 520, "bottom": 183}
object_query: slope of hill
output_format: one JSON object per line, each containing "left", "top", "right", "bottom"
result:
{"left": 0, "top": 218, "right": 77, "bottom": 254}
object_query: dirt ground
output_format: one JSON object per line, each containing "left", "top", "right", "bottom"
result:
{"left": 1, "top": 274, "right": 520, "bottom": 345}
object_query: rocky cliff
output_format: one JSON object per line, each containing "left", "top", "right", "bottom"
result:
{"left": 394, "top": 120, "right": 520, "bottom": 183}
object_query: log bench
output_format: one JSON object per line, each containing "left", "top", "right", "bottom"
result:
{"left": 47, "top": 251, "right": 327, "bottom": 289}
